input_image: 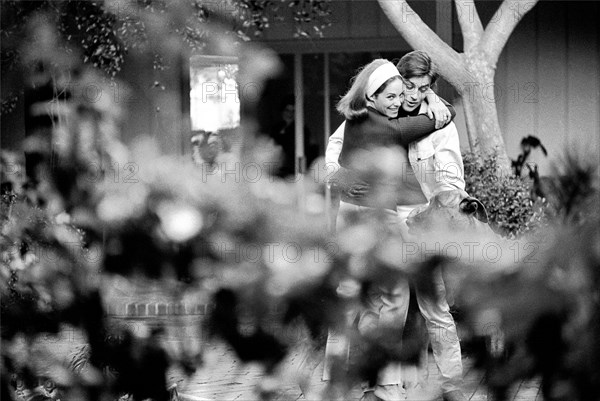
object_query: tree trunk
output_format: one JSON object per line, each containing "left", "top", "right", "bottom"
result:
{"left": 375, "top": 0, "right": 538, "bottom": 175}
{"left": 423, "top": 51, "right": 512, "bottom": 172}
{"left": 461, "top": 83, "right": 510, "bottom": 166}
{"left": 460, "top": 51, "right": 511, "bottom": 170}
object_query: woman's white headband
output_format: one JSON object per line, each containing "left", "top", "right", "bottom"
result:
{"left": 366, "top": 62, "right": 401, "bottom": 98}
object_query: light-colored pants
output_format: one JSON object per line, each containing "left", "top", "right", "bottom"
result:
{"left": 397, "top": 204, "right": 463, "bottom": 394}
{"left": 324, "top": 202, "right": 409, "bottom": 393}
{"left": 324, "top": 203, "right": 463, "bottom": 395}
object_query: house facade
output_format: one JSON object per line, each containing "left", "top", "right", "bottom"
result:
{"left": 254, "top": 0, "right": 600, "bottom": 175}
{"left": 2, "top": 1, "right": 598, "bottom": 176}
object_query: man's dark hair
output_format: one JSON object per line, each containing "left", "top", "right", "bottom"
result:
{"left": 396, "top": 50, "right": 438, "bottom": 85}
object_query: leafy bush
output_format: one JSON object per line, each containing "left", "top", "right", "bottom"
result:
{"left": 463, "top": 149, "right": 548, "bottom": 238}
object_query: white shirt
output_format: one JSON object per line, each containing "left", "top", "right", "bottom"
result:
{"left": 325, "top": 102, "right": 464, "bottom": 202}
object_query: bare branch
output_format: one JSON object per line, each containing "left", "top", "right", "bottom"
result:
{"left": 455, "top": 0, "right": 483, "bottom": 51}
{"left": 377, "top": 0, "right": 462, "bottom": 81}
{"left": 480, "top": 0, "right": 539, "bottom": 66}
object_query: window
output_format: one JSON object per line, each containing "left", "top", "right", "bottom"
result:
{"left": 189, "top": 55, "right": 240, "bottom": 166}
{"left": 190, "top": 55, "right": 240, "bottom": 133}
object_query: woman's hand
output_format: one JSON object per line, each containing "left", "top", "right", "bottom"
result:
{"left": 425, "top": 90, "right": 452, "bottom": 129}
{"left": 346, "top": 183, "right": 370, "bottom": 199}
{"left": 331, "top": 167, "right": 370, "bottom": 199}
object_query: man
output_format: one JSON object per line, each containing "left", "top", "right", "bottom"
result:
{"left": 268, "top": 95, "right": 315, "bottom": 177}
{"left": 325, "top": 51, "right": 466, "bottom": 401}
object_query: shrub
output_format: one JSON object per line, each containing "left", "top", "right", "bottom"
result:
{"left": 463, "top": 149, "right": 548, "bottom": 238}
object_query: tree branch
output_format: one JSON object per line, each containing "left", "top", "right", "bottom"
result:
{"left": 455, "top": 0, "right": 483, "bottom": 51}
{"left": 377, "top": 0, "right": 463, "bottom": 83}
{"left": 480, "top": 0, "right": 539, "bottom": 66}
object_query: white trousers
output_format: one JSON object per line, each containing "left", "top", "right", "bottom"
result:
{"left": 397, "top": 204, "right": 463, "bottom": 394}
{"left": 324, "top": 203, "right": 463, "bottom": 395}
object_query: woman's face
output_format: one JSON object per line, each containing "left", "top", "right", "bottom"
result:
{"left": 371, "top": 79, "right": 404, "bottom": 118}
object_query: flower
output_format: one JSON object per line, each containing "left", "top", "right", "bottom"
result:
{"left": 156, "top": 202, "right": 203, "bottom": 242}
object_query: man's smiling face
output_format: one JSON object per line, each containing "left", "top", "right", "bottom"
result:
{"left": 402, "top": 75, "right": 432, "bottom": 112}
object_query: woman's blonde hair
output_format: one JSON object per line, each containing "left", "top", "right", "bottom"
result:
{"left": 336, "top": 59, "right": 402, "bottom": 121}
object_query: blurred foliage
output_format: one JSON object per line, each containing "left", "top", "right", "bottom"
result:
{"left": 453, "top": 211, "right": 600, "bottom": 401}
{"left": 1, "top": 0, "right": 124, "bottom": 77}
{"left": 1, "top": 92, "right": 19, "bottom": 116}
{"left": 540, "top": 152, "right": 600, "bottom": 225}
{"left": 0, "top": 0, "right": 331, "bottom": 114}
{"left": 0, "top": 0, "right": 331, "bottom": 75}
{"left": 235, "top": 0, "right": 331, "bottom": 39}
{"left": 458, "top": 144, "right": 599, "bottom": 400}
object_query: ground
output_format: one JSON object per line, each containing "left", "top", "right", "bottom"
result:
{"left": 22, "top": 306, "right": 542, "bottom": 401}
{"left": 172, "top": 341, "right": 543, "bottom": 401}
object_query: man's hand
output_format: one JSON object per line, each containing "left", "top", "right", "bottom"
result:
{"left": 425, "top": 90, "right": 452, "bottom": 129}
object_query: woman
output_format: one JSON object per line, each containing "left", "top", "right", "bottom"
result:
{"left": 326, "top": 59, "right": 455, "bottom": 401}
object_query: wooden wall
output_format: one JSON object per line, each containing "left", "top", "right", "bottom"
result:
{"left": 493, "top": 0, "right": 600, "bottom": 174}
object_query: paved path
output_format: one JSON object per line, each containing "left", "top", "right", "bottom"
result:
{"left": 172, "top": 341, "right": 543, "bottom": 401}
{"left": 24, "top": 314, "right": 542, "bottom": 401}
{"left": 101, "top": 295, "right": 543, "bottom": 401}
